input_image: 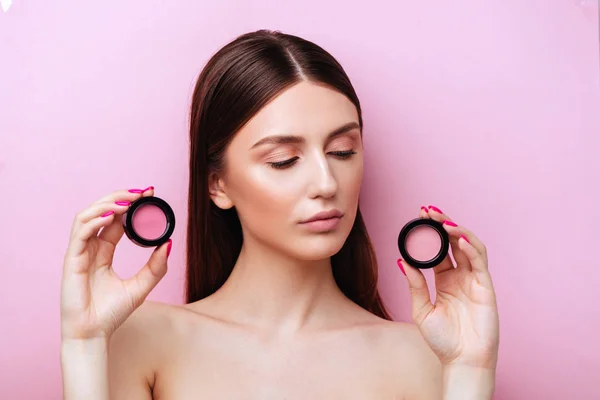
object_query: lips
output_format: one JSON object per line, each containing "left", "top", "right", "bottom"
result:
{"left": 300, "top": 209, "right": 344, "bottom": 223}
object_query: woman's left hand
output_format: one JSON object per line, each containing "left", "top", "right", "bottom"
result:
{"left": 397, "top": 205, "right": 500, "bottom": 370}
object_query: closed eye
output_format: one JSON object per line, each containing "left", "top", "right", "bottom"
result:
{"left": 267, "top": 150, "right": 357, "bottom": 170}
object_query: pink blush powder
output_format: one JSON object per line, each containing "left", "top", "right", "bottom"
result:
{"left": 405, "top": 225, "right": 442, "bottom": 262}
{"left": 132, "top": 204, "right": 167, "bottom": 240}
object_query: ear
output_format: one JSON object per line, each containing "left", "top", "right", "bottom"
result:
{"left": 208, "top": 172, "right": 234, "bottom": 210}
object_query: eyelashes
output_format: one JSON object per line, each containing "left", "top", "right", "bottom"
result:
{"left": 268, "top": 150, "right": 357, "bottom": 170}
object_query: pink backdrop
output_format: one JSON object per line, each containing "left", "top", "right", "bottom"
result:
{"left": 1, "top": 1, "right": 598, "bottom": 398}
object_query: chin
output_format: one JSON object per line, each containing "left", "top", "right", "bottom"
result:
{"left": 289, "top": 233, "right": 349, "bottom": 261}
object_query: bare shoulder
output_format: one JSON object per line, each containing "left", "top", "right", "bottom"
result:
{"left": 108, "top": 301, "right": 187, "bottom": 389}
{"left": 372, "top": 319, "right": 443, "bottom": 399}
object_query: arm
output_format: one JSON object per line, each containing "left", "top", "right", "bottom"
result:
{"left": 61, "top": 310, "right": 154, "bottom": 400}
{"left": 61, "top": 338, "right": 110, "bottom": 400}
{"left": 398, "top": 206, "right": 500, "bottom": 400}
{"left": 60, "top": 188, "right": 168, "bottom": 400}
{"left": 443, "top": 365, "right": 495, "bottom": 400}
{"left": 107, "top": 306, "right": 156, "bottom": 400}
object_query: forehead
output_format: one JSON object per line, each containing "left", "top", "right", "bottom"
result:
{"left": 232, "top": 81, "right": 359, "bottom": 148}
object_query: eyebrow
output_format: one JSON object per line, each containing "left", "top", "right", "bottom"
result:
{"left": 250, "top": 121, "right": 361, "bottom": 150}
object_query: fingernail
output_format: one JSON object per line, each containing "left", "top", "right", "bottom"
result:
{"left": 428, "top": 205, "right": 443, "bottom": 214}
{"left": 397, "top": 259, "right": 406, "bottom": 276}
{"left": 167, "top": 239, "right": 173, "bottom": 257}
{"left": 115, "top": 201, "right": 131, "bottom": 206}
{"left": 460, "top": 234, "right": 470, "bottom": 244}
{"left": 101, "top": 211, "right": 114, "bottom": 217}
{"left": 128, "top": 189, "right": 144, "bottom": 193}
{"left": 443, "top": 220, "right": 458, "bottom": 227}
{"left": 143, "top": 186, "right": 154, "bottom": 192}
{"left": 421, "top": 206, "right": 428, "bottom": 213}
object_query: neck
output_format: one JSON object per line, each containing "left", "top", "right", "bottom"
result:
{"left": 211, "top": 235, "right": 346, "bottom": 334}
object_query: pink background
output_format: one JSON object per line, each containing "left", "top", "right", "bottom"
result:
{"left": 1, "top": 1, "right": 598, "bottom": 398}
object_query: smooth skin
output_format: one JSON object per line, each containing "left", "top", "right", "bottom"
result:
{"left": 61, "top": 82, "right": 499, "bottom": 400}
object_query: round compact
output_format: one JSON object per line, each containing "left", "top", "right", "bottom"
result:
{"left": 122, "top": 196, "right": 175, "bottom": 247}
{"left": 397, "top": 218, "right": 449, "bottom": 269}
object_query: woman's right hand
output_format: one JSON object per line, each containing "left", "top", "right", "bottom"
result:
{"left": 60, "top": 187, "right": 171, "bottom": 341}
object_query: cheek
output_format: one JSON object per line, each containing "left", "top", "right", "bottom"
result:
{"left": 337, "top": 158, "right": 363, "bottom": 194}
{"left": 229, "top": 167, "right": 296, "bottom": 223}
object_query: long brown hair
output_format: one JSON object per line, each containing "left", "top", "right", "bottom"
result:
{"left": 186, "top": 29, "right": 391, "bottom": 320}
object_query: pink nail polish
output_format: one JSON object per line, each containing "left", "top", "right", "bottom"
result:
{"left": 128, "top": 189, "right": 143, "bottom": 193}
{"left": 143, "top": 186, "right": 154, "bottom": 192}
{"left": 460, "top": 234, "right": 470, "bottom": 244}
{"left": 167, "top": 239, "right": 173, "bottom": 257}
{"left": 101, "top": 211, "right": 114, "bottom": 217}
{"left": 428, "top": 205, "right": 443, "bottom": 214}
{"left": 443, "top": 220, "right": 458, "bottom": 227}
{"left": 115, "top": 201, "right": 131, "bottom": 206}
{"left": 421, "top": 206, "right": 428, "bottom": 213}
{"left": 397, "top": 259, "right": 406, "bottom": 276}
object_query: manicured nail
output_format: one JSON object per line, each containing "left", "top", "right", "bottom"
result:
{"left": 397, "top": 259, "right": 406, "bottom": 276}
{"left": 460, "top": 234, "right": 470, "bottom": 244}
{"left": 421, "top": 206, "right": 428, "bottom": 213}
{"left": 115, "top": 201, "right": 130, "bottom": 206}
{"left": 167, "top": 239, "right": 173, "bottom": 257}
{"left": 428, "top": 205, "right": 443, "bottom": 214}
{"left": 143, "top": 186, "right": 154, "bottom": 192}
{"left": 101, "top": 211, "right": 114, "bottom": 217}
{"left": 443, "top": 220, "right": 458, "bottom": 227}
{"left": 128, "top": 189, "right": 143, "bottom": 193}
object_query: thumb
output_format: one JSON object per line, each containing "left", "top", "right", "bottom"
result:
{"left": 397, "top": 259, "right": 434, "bottom": 324}
{"left": 125, "top": 239, "right": 172, "bottom": 305}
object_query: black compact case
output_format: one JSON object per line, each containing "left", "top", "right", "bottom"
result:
{"left": 122, "top": 196, "right": 175, "bottom": 247}
{"left": 397, "top": 218, "right": 449, "bottom": 269}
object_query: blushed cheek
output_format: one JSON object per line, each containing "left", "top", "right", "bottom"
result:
{"left": 230, "top": 169, "right": 294, "bottom": 229}
{"left": 340, "top": 163, "right": 363, "bottom": 197}
{"left": 247, "top": 166, "right": 301, "bottom": 204}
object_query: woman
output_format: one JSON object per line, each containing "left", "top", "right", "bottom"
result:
{"left": 61, "top": 30, "right": 499, "bottom": 399}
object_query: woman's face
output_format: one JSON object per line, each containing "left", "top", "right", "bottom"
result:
{"left": 211, "top": 81, "right": 363, "bottom": 260}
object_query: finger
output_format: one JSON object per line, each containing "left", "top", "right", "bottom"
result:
{"left": 73, "top": 201, "right": 131, "bottom": 227}
{"left": 441, "top": 220, "right": 471, "bottom": 271}
{"left": 398, "top": 259, "right": 434, "bottom": 324}
{"left": 67, "top": 199, "right": 138, "bottom": 260}
{"left": 429, "top": 205, "right": 487, "bottom": 264}
{"left": 123, "top": 239, "right": 172, "bottom": 306}
{"left": 69, "top": 188, "right": 148, "bottom": 233}
{"left": 94, "top": 188, "right": 156, "bottom": 265}
{"left": 432, "top": 253, "right": 455, "bottom": 275}
{"left": 73, "top": 185, "right": 155, "bottom": 231}
{"left": 458, "top": 236, "right": 493, "bottom": 288}
{"left": 98, "top": 212, "right": 126, "bottom": 247}
{"left": 96, "top": 187, "right": 155, "bottom": 244}
{"left": 98, "top": 186, "right": 154, "bottom": 250}
{"left": 93, "top": 186, "right": 155, "bottom": 206}
{"left": 66, "top": 212, "right": 117, "bottom": 258}
{"left": 418, "top": 205, "right": 456, "bottom": 274}
{"left": 96, "top": 216, "right": 126, "bottom": 267}
{"left": 454, "top": 226, "right": 488, "bottom": 264}
{"left": 426, "top": 205, "right": 472, "bottom": 269}
{"left": 426, "top": 204, "right": 448, "bottom": 221}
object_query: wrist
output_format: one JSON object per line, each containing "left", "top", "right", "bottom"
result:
{"left": 61, "top": 337, "right": 110, "bottom": 400}
{"left": 442, "top": 365, "right": 496, "bottom": 400}
{"left": 61, "top": 336, "right": 110, "bottom": 367}
{"left": 61, "top": 336, "right": 110, "bottom": 352}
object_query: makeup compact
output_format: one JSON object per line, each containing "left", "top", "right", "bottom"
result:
{"left": 397, "top": 218, "right": 449, "bottom": 269}
{"left": 122, "top": 196, "right": 175, "bottom": 247}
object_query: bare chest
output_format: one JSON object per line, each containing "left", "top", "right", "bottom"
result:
{"left": 152, "top": 332, "right": 405, "bottom": 400}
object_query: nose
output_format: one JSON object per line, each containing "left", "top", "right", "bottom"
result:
{"left": 306, "top": 152, "right": 338, "bottom": 199}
